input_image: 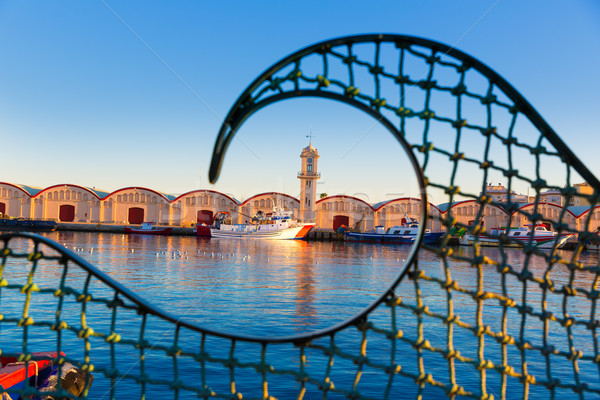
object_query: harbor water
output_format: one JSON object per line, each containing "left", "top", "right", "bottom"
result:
{"left": 1, "top": 231, "right": 599, "bottom": 399}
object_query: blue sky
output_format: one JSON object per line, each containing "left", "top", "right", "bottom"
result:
{"left": 1, "top": 1, "right": 599, "bottom": 205}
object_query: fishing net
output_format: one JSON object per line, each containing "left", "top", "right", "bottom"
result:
{"left": 2, "top": 35, "right": 599, "bottom": 399}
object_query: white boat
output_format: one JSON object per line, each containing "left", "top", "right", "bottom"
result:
{"left": 459, "top": 224, "right": 573, "bottom": 249}
{"left": 196, "top": 208, "right": 315, "bottom": 240}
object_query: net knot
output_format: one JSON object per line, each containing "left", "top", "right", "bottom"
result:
{"left": 169, "top": 379, "right": 186, "bottom": 390}
{"left": 529, "top": 145, "right": 547, "bottom": 155}
{"left": 451, "top": 84, "right": 466, "bottom": 96}
{"left": 369, "top": 65, "right": 384, "bottom": 75}
{"left": 105, "top": 332, "right": 121, "bottom": 344}
{"left": 450, "top": 152, "right": 465, "bottom": 161}
{"left": 394, "top": 106, "right": 413, "bottom": 117}
{"left": 562, "top": 286, "right": 578, "bottom": 297}
{"left": 167, "top": 346, "right": 182, "bottom": 357}
{"left": 480, "top": 161, "right": 493, "bottom": 170}
{"left": 18, "top": 317, "right": 34, "bottom": 327}
{"left": 541, "top": 344, "right": 556, "bottom": 355}
{"left": 539, "top": 311, "right": 556, "bottom": 322}
{"left": 27, "top": 251, "right": 43, "bottom": 261}
{"left": 418, "top": 142, "right": 434, "bottom": 153}
{"left": 502, "top": 169, "right": 519, "bottom": 178}
{"left": 496, "top": 333, "right": 515, "bottom": 345}
{"left": 445, "top": 186, "right": 460, "bottom": 196}
{"left": 77, "top": 294, "right": 92, "bottom": 303}
{"left": 316, "top": 75, "right": 330, "bottom": 87}
{"left": 78, "top": 327, "right": 95, "bottom": 338}
{"left": 417, "top": 80, "right": 437, "bottom": 90}
{"left": 384, "top": 364, "right": 402, "bottom": 374}
{"left": 416, "top": 373, "right": 434, "bottom": 385}
{"left": 480, "top": 93, "right": 497, "bottom": 105}
{"left": 342, "top": 55, "right": 357, "bottom": 65}
{"left": 370, "top": 98, "right": 386, "bottom": 108}
{"left": 51, "top": 321, "right": 69, "bottom": 331}
{"left": 134, "top": 373, "right": 152, "bottom": 384}
{"left": 531, "top": 179, "right": 547, "bottom": 190}
{"left": 345, "top": 86, "right": 359, "bottom": 97}
{"left": 20, "top": 283, "right": 39, "bottom": 294}
{"left": 520, "top": 374, "right": 536, "bottom": 385}
{"left": 452, "top": 119, "right": 467, "bottom": 128}
{"left": 419, "top": 110, "right": 435, "bottom": 119}
{"left": 413, "top": 338, "right": 432, "bottom": 351}
{"left": 104, "top": 367, "right": 119, "bottom": 378}
{"left": 394, "top": 75, "right": 411, "bottom": 85}
{"left": 568, "top": 349, "right": 583, "bottom": 361}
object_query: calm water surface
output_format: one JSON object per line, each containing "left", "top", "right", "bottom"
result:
{"left": 1, "top": 231, "right": 599, "bottom": 399}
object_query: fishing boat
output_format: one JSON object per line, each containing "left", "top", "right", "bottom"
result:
{"left": 344, "top": 218, "right": 444, "bottom": 244}
{"left": 459, "top": 224, "right": 573, "bottom": 249}
{"left": 0, "top": 351, "right": 92, "bottom": 399}
{"left": 124, "top": 222, "right": 172, "bottom": 235}
{"left": 196, "top": 209, "right": 314, "bottom": 240}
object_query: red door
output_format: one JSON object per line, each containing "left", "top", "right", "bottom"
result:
{"left": 59, "top": 205, "right": 75, "bottom": 222}
{"left": 333, "top": 215, "right": 349, "bottom": 231}
{"left": 0, "top": 202, "right": 5, "bottom": 216}
{"left": 128, "top": 207, "right": 144, "bottom": 224}
{"left": 197, "top": 210, "right": 214, "bottom": 224}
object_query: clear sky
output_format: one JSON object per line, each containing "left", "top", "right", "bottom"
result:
{"left": 1, "top": 1, "right": 599, "bottom": 205}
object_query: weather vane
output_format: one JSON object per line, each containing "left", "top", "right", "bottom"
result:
{"left": 306, "top": 125, "right": 315, "bottom": 145}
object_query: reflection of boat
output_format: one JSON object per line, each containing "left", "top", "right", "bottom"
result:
{"left": 0, "top": 351, "right": 93, "bottom": 398}
{"left": 459, "top": 225, "right": 572, "bottom": 249}
{"left": 0, "top": 214, "right": 57, "bottom": 232}
{"left": 344, "top": 219, "right": 444, "bottom": 244}
{"left": 196, "top": 209, "right": 315, "bottom": 240}
{"left": 124, "top": 222, "right": 172, "bottom": 235}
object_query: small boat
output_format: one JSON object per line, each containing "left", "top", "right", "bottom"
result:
{"left": 344, "top": 218, "right": 444, "bottom": 244}
{"left": 196, "top": 209, "right": 315, "bottom": 240}
{"left": 0, "top": 351, "right": 93, "bottom": 399}
{"left": 0, "top": 214, "right": 57, "bottom": 232}
{"left": 459, "top": 224, "right": 573, "bottom": 249}
{"left": 124, "top": 222, "right": 172, "bottom": 235}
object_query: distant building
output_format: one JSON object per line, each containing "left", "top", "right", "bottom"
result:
{"left": 482, "top": 183, "right": 529, "bottom": 203}
{"left": 540, "top": 182, "right": 594, "bottom": 207}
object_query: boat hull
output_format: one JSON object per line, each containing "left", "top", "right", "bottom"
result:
{"left": 197, "top": 223, "right": 314, "bottom": 240}
{"left": 345, "top": 231, "right": 444, "bottom": 244}
{"left": 460, "top": 234, "right": 571, "bottom": 249}
{"left": 124, "top": 227, "right": 173, "bottom": 235}
{"left": 0, "top": 219, "right": 57, "bottom": 232}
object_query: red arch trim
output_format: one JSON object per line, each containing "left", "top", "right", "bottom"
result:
{"left": 0, "top": 182, "right": 37, "bottom": 198}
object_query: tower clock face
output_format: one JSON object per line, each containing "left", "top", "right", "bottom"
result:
{"left": 307, "top": 158, "right": 313, "bottom": 164}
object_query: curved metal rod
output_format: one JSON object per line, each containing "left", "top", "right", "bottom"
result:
{"left": 208, "top": 33, "right": 600, "bottom": 191}
{"left": 0, "top": 229, "right": 424, "bottom": 344}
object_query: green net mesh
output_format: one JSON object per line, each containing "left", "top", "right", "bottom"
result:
{"left": 2, "top": 34, "right": 599, "bottom": 399}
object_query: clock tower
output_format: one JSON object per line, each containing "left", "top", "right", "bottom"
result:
{"left": 298, "top": 142, "right": 320, "bottom": 222}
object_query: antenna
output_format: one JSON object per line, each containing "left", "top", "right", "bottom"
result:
{"left": 306, "top": 125, "right": 315, "bottom": 145}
